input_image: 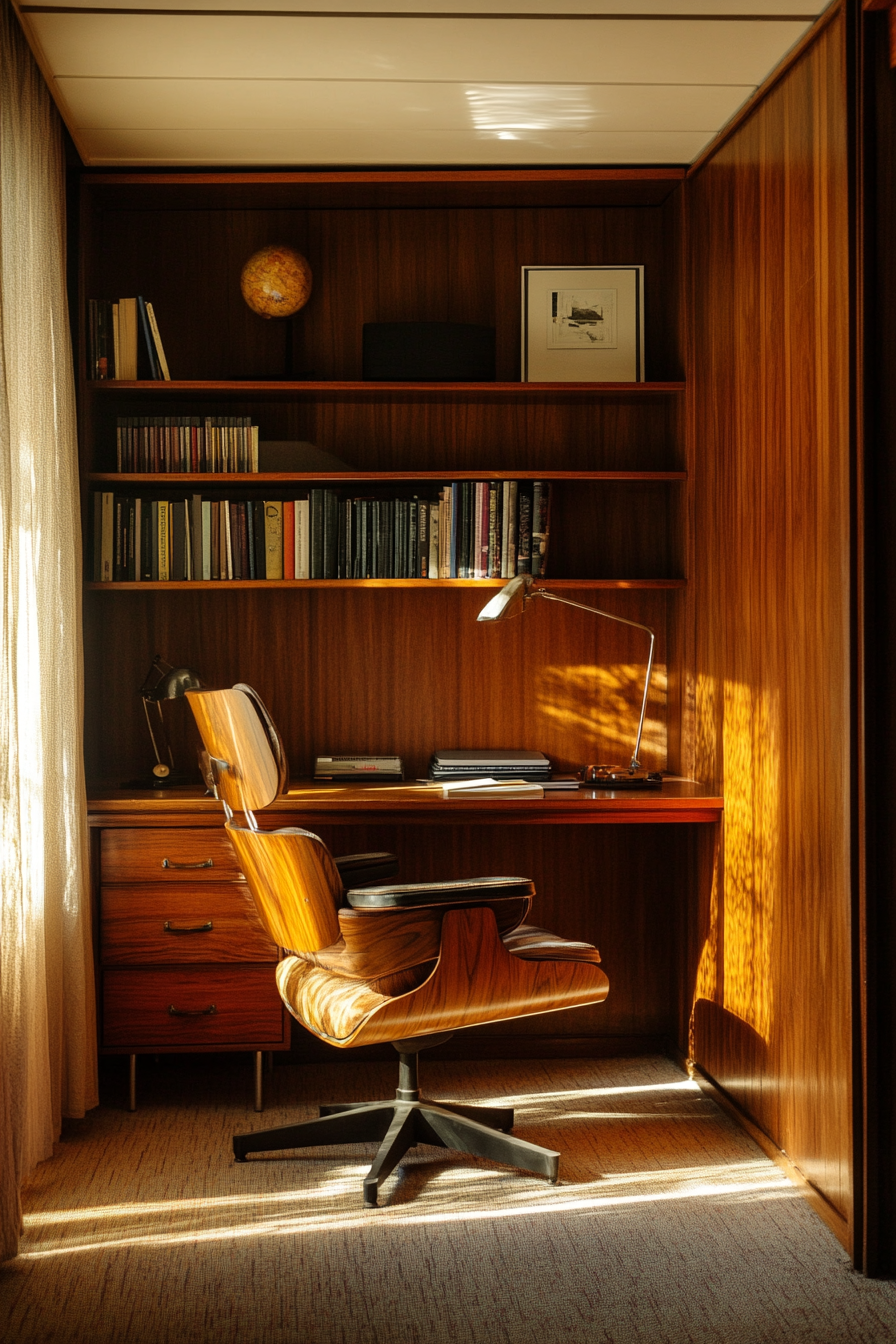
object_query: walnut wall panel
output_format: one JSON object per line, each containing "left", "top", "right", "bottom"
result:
{"left": 84, "top": 584, "right": 672, "bottom": 787}
{"left": 687, "top": 12, "right": 852, "bottom": 1228}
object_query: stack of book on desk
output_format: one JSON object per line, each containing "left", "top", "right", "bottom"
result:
{"left": 439, "top": 778, "right": 544, "bottom": 799}
{"left": 428, "top": 749, "right": 552, "bottom": 783}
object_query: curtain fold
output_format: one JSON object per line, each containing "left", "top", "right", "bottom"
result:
{"left": 0, "top": 0, "right": 97, "bottom": 1262}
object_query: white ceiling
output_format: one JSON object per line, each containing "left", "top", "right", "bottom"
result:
{"left": 14, "top": 0, "right": 829, "bottom": 167}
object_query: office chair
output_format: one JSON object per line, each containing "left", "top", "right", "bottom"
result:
{"left": 186, "top": 684, "right": 610, "bottom": 1207}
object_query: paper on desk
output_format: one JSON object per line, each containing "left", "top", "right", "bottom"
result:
{"left": 438, "top": 777, "right": 545, "bottom": 799}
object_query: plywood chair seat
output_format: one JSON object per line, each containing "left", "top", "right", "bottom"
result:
{"left": 186, "top": 684, "right": 611, "bottom": 1207}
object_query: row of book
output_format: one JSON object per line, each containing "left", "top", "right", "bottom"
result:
{"left": 88, "top": 297, "right": 171, "bottom": 381}
{"left": 116, "top": 416, "right": 260, "bottom": 473}
{"left": 90, "top": 481, "right": 551, "bottom": 582}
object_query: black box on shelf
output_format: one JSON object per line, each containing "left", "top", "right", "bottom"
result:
{"left": 362, "top": 323, "right": 496, "bottom": 381}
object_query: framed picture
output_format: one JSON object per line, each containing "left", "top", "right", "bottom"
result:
{"left": 521, "top": 265, "right": 645, "bottom": 382}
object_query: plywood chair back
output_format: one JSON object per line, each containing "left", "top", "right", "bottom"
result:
{"left": 186, "top": 685, "right": 342, "bottom": 953}
{"left": 187, "top": 684, "right": 288, "bottom": 814}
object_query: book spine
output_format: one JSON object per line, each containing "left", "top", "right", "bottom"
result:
{"left": 246, "top": 497, "right": 256, "bottom": 579}
{"left": 137, "top": 297, "right": 160, "bottom": 379}
{"left": 223, "top": 500, "right": 233, "bottom": 580}
{"left": 283, "top": 500, "right": 295, "bottom": 580}
{"left": 228, "top": 501, "right": 242, "bottom": 580}
{"left": 191, "top": 494, "right": 203, "bottom": 582}
{"left": 516, "top": 486, "right": 532, "bottom": 575}
{"left": 264, "top": 500, "right": 283, "bottom": 580}
{"left": 417, "top": 497, "right": 428, "bottom": 578}
{"left": 157, "top": 500, "right": 170, "bottom": 581}
{"left": 141, "top": 501, "right": 153, "bottom": 581}
{"left": 428, "top": 501, "right": 439, "bottom": 579}
{"left": 506, "top": 480, "right": 518, "bottom": 577}
{"left": 145, "top": 301, "right": 171, "bottom": 380}
{"left": 296, "top": 499, "right": 310, "bottom": 579}
{"left": 201, "top": 500, "right": 211, "bottom": 580}
{"left": 99, "top": 492, "right": 114, "bottom": 582}
{"left": 310, "top": 489, "right": 324, "bottom": 579}
{"left": 128, "top": 497, "right": 138, "bottom": 581}
{"left": 171, "top": 499, "right": 186, "bottom": 580}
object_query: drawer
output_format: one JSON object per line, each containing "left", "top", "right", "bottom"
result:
{"left": 101, "top": 884, "right": 277, "bottom": 964}
{"left": 102, "top": 966, "right": 287, "bottom": 1048}
{"left": 101, "top": 829, "right": 244, "bottom": 882}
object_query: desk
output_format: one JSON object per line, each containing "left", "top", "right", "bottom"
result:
{"left": 87, "top": 780, "right": 722, "bottom": 1103}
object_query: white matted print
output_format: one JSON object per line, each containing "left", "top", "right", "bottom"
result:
{"left": 522, "top": 266, "right": 644, "bottom": 382}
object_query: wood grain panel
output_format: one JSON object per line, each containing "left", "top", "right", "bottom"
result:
{"left": 101, "top": 827, "right": 244, "bottom": 881}
{"left": 102, "top": 965, "right": 286, "bottom": 1048}
{"left": 687, "top": 11, "right": 852, "bottom": 1227}
{"left": 84, "top": 204, "right": 682, "bottom": 386}
{"left": 83, "top": 585, "right": 673, "bottom": 787}
{"left": 85, "top": 388, "right": 685, "bottom": 476}
{"left": 100, "top": 884, "right": 277, "bottom": 964}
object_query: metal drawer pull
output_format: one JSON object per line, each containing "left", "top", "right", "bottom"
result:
{"left": 162, "top": 858, "right": 214, "bottom": 869}
{"left": 163, "top": 920, "right": 213, "bottom": 934}
{"left": 167, "top": 1003, "right": 217, "bottom": 1017}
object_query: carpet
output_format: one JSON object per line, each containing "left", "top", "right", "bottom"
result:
{"left": 2, "top": 1054, "right": 895, "bottom": 1344}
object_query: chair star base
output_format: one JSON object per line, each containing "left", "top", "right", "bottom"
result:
{"left": 232, "top": 1052, "right": 561, "bottom": 1207}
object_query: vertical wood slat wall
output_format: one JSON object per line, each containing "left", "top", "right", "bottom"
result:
{"left": 686, "top": 9, "right": 853, "bottom": 1251}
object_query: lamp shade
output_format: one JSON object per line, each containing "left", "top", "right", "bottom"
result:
{"left": 477, "top": 574, "right": 532, "bottom": 622}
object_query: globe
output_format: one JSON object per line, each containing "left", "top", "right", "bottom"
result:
{"left": 240, "top": 244, "right": 313, "bottom": 318}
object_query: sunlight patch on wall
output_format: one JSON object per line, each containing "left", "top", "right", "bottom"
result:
{"left": 692, "top": 677, "right": 779, "bottom": 1046}
{"left": 536, "top": 662, "right": 666, "bottom": 763}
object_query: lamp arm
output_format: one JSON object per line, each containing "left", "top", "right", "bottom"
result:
{"left": 531, "top": 589, "right": 655, "bottom": 772}
{"left": 143, "top": 697, "right": 175, "bottom": 770}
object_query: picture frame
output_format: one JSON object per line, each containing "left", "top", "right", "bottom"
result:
{"left": 521, "top": 265, "right": 645, "bottom": 383}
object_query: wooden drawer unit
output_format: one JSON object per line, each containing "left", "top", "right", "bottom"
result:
{"left": 101, "top": 884, "right": 277, "bottom": 964}
{"left": 96, "top": 824, "right": 291, "bottom": 1109}
{"left": 102, "top": 967, "right": 286, "bottom": 1049}
{"left": 101, "top": 828, "right": 245, "bottom": 882}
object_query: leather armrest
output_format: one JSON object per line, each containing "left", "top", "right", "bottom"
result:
{"left": 346, "top": 876, "right": 535, "bottom": 909}
{"left": 334, "top": 852, "right": 400, "bottom": 888}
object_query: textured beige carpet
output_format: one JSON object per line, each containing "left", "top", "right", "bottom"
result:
{"left": 2, "top": 1054, "right": 896, "bottom": 1344}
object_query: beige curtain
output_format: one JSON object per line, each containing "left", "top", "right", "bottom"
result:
{"left": 0, "top": 1, "right": 97, "bottom": 1262}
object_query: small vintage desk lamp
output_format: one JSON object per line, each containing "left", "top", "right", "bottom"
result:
{"left": 140, "top": 655, "right": 203, "bottom": 787}
{"left": 477, "top": 575, "right": 662, "bottom": 789}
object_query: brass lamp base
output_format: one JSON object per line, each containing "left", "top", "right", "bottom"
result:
{"left": 580, "top": 766, "right": 663, "bottom": 790}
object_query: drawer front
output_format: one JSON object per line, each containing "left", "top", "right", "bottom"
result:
{"left": 101, "top": 884, "right": 277, "bottom": 964}
{"left": 102, "top": 966, "right": 286, "bottom": 1048}
{"left": 101, "top": 829, "right": 244, "bottom": 883}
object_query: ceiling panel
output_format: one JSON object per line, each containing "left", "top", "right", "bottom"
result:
{"left": 14, "top": 1, "right": 829, "bottom": 166}
{"left": 26, "top": 15, "right": 813, "bottom": 84}
{"left": 59, "top": 78, "right": 753, "bottom": 133}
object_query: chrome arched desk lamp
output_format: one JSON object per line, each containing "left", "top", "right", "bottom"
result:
{"left": 477, "top": 575, "right": 662, "bottom": 789}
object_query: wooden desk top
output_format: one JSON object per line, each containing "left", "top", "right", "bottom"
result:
{"left": 87, "top": 779, "right": 723, "bottom": 827}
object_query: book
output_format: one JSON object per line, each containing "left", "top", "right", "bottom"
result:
{"left": 264, "top": 500, "right": 283, "bottom": 580}
{"left": 516, "top": 486, "right": 532, "bottom": 575}
{"left": 531, "top": 481, "right": 552, "bottom": 578}
{"left": 296, "top": 498, "right": 310, "bottom": 579}
{"left": 144, "top": 301, "right": 171, "bottom": 380}
{"left": 137, "top": 297, "right": 160, "bottom": 380}
{"left": 283, "top": 500, "right": 295, "bottom": 580}
{"left": 116, "top": 299, "right": 138, "bottom": 380}
{"left": 157, "top": 500, "right": 170, "bottom": 581}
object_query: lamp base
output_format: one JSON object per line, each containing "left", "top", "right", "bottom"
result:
{"left": 580, "top": 766, "right": 663, "bottom": 790}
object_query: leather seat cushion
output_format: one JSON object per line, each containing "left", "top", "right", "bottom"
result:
{"left": 346, "top": 876, "right": 535, "bottom": 909}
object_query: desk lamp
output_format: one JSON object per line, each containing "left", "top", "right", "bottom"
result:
{"left": 140, "top": 655, "right": 204, "bottom": 787}
{"left": 477, "top": 575, "right": 662, "bottom": 789}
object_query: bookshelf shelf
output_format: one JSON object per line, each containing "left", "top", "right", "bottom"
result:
{"left": 88, "top": 471, "right": 687, "bottom": 485}
{"left": 85, "top": 578, "right": 686, "bottom": 592}
{"left": 87, "top": 380, "right": 685, "bottom": 396}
